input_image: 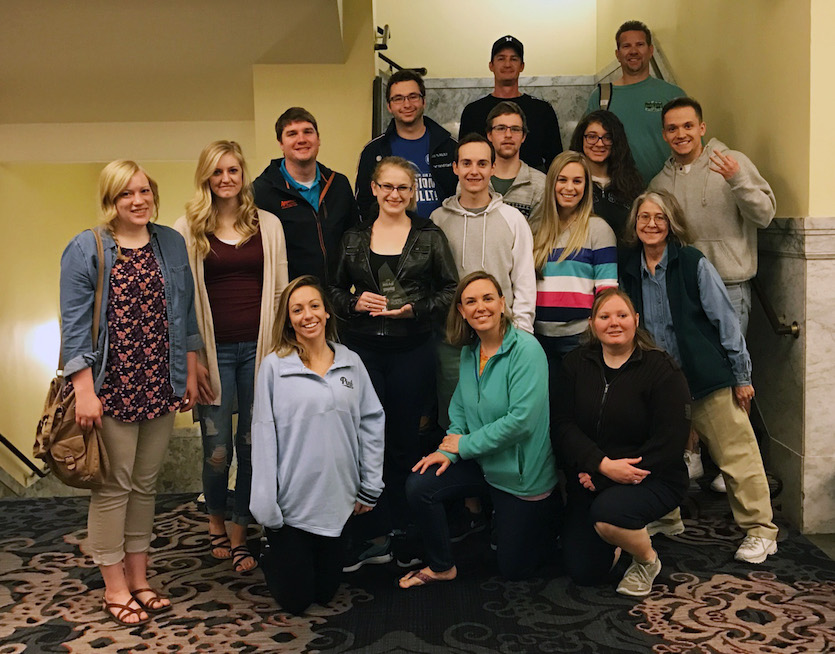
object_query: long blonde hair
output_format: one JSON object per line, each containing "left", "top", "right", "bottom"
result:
{"left": 271, "top": 276, "right": 339, "bottom": 362}
{"left": 98, "top": 160, "right": 159, "bottom": 258}
{"left": 184, "top": 140, "right": 259, "bottom": 257}
{"left": 532, "top": 151, "right": 595, "bottom": 273}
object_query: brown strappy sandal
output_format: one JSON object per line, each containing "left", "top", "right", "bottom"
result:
{"left": 130, "top": 587, "right": 172, "bottom": 614}
{"left": 102, "top": 597, "right": 151, "bottom": 627}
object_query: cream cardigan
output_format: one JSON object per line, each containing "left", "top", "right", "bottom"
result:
{"left": 174, "top": 210, "right": 288, "bottom": 406}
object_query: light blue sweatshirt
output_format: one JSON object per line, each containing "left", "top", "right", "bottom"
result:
{"left": 250, "top": 343, "right": 385, "bottom": 537}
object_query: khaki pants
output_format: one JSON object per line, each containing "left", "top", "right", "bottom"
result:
{"left": 87, "top": 412, "right": 175, "bottom": 566}
{"left": 694, "top": 387, "right": 778, "bottom": 540}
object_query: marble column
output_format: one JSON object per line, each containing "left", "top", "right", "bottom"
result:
{"left": 749, "top": 216, "right": 835, "bottom": 533}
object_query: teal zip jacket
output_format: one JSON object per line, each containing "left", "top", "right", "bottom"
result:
{"left": 445, "top": 326, "right": 557, "bottom": 496}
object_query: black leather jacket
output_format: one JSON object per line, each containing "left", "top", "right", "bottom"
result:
{"left": 330, "top": 214, "right": 459, "bottom": 339}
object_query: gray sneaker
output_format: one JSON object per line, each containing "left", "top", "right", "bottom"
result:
{"left": 616, "top": 555, "right": 662, "bottom": 597}
{"left": 342, "top": 536, "right": 393, "bottom": 573}
{"left": 646, "top": 516, "right": 685, "bottom": 537}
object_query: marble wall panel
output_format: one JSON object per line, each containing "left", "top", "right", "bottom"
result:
{"left": 803, "top": 455, "right": 835, "bottom": 533}
{"left": 804, "top": 257, "right": 835, "bottom": 458}
{"left": 768, "top": 439, "right": 802, "bottom": 529}
{"left": 157, "top": 425, "right": 202, "bottom": 494}
{"left": 749, "top": 221, "right": 806, "bottom": 458}
{"left": 391, "top": 75, "right": 598, "bottom": 155}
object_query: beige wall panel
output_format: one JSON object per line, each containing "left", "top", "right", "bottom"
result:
{"left": 375, "top": 0, "right": 597, "bottom": 78}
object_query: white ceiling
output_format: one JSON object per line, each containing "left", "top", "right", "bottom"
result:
{"left": 0, "top": 0, "right": 345, "bottom": 123}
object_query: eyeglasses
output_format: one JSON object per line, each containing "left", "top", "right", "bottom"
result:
{"left": 636, "top": 213, "right": 669, "bottom": 225}
{"left": 374, "top": 182, "right": 413, "bottom": 194}
{"left": 584, "top": 133, "right": 613, "bottom": 146}
{"left": 490, "top": 124, "right": 525, "bottom": 135}
{"left": 388, "top": 93, "right": 424, "bottom": 105}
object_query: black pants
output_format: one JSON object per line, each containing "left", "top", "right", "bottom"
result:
{"left": 344, "top": 336, "right": 435, "bottom": 536}
{"left": 561, "top": 478, "right": 683, "bottom": 586}
{"left": 406, "top": 459, "right": 561, "bottom": 580}
{"left": 261, "top": 525, "right": 344, "bottom": 615}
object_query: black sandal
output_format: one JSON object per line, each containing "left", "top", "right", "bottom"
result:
{"left": 210, "top": 532, "right": 232, "bottom": 560}
{"left": 231, "top": 545, "right": 258, "bottom": 573}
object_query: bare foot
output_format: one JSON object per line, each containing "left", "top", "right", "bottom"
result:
{"left": 398, "top": 566, "right": 457, "bottom": 589}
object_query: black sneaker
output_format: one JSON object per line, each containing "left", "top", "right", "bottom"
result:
{"left": 449, "top": 509, "right": 487, "bottom": 543}
{"left": 342, "top": 537, "right": 392, "bottom": 573}
{"left": 391, "top": 533, "right": 424, "bottom": 568}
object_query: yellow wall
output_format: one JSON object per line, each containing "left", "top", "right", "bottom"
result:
{"left": 374, "top": 0, "right": 597, "bottom": 78}
{"left": 595, "top": 0, "right": 811, "bottom": 218}
{"left": 809, "top": 0, "right": 835, "bottom": 216}
{"left": 253, "top": 0, "right": 375, "bottom": 179}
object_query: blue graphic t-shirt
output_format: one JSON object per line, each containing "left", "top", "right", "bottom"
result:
{"left": 390, "top": 132, "right": 440, "bottom": 217}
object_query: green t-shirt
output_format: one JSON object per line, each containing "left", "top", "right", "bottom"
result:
{"left": 491, "top": 176, "right": 515, "bottom": 196}
{"left": 587, "top": 76, "right": 685, "bottom": 185}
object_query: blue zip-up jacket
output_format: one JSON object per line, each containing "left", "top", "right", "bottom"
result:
{"left": 445, "top": 326, "right": 557, "bottom": 497}
{"left": 250, "top": 343, "right": 385, "bottom": 536}
{"left": 59, "top": 224, "right": 202, "bottom": 395}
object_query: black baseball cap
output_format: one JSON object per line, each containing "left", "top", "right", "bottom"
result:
{"left": 491, "top": 35, "right": 524, "bottom": 61}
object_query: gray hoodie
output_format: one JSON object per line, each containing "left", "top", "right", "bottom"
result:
{"left": 431, "top": 190, "right": 536, "bottom": 333}
{"left": 649, "top": 137, "right": 776, "bottom": 283}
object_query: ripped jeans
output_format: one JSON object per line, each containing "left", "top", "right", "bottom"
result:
{"left": 197, "top": 341, "right": 256, "bottom": 525}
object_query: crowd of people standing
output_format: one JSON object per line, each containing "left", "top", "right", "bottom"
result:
{"left": 58, "top": 19, "right": 778, "bottom": 624}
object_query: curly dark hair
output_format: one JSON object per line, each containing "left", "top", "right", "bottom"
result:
{"left": 569, "top": 110, "right": 644, "bottom": 204}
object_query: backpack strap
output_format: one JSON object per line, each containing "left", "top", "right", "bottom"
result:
{"left": 598, "top": 82, "right": 613, "bottom": 111}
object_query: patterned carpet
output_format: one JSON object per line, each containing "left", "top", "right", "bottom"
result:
{"left": 0, "top": 490, "right": 833, "bottom": 653}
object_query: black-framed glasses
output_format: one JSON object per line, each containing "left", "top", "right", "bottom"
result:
{"left": 374, "top": 182, "right": 413, "bottom": 194}
{"left": 389, "top": 93, "right": 424, "bottom": 105}
{"left": 490, "top": 125, "right": 525, "bottom": 135}
{"left": 584, "top": 133, "right": 613, "bottom": 146}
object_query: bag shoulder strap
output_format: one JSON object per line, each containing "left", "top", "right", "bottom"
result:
{"left": 57, "top": 228, "right": 106, "bottom": 374}
{"left": 91, "top": 228, "right": 105, "bottom": 345}
{"left": 598, "top": 83, "right": 613, "bottom": 110}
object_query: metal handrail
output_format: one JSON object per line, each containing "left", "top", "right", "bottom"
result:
{"left": 0, "top": 431, "right": 47, "bottom": 478}
{"left": 751, "top": 277, "right": 800, "bottom": 338}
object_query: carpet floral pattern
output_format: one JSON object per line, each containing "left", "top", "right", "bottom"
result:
{"left": 0, "top": 493, "right": 833, "bottom": 653}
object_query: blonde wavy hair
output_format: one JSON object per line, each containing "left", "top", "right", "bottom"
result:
{"left": 532, "top": 151, "right": 595, "bottom": 274}
{"left": 98, "top": 160, "right": 159, "bottom": 256}
{"left": 184, "top": 140, "right": 259, "bottom": 257}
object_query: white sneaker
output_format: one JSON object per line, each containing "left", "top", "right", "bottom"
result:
{"left": 734, "top": 535, "right": 777, "bottom": 563}
{"left": 616, "top": 555, "right": 662, "bottom": 597}
{"left": 646, "top": 516, "right": 685, "bottom": 537}
{"left": 710, "top": 474, "right": 727, "bottom": 493}
{"left": 684, "top": 451, "right": 704, "bottom": 480}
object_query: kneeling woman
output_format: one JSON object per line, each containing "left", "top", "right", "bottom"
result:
{"left": 250, "top": 276, "right": 385, "bottom": 615}
{"left": 555, "top": 288, "right": 690, "bottom": 596}
{"left": 400, "top": 271, "right": 559, "bottom": 587}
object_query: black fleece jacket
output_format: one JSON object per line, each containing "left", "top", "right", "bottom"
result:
{"left": 555, "top": 345, "right": 691, "bottom": 494}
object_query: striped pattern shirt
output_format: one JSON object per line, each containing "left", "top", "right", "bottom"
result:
{"left": 535, "top": 216, "right": 617, "bottom": 337}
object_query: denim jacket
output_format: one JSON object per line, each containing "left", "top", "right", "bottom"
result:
{"left": 59, "top": 224, "right": 203, "bottom": 395}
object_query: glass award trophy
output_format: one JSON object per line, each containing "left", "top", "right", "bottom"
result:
{"left": 378, "top": 262, "right": 408, "bottom": 309}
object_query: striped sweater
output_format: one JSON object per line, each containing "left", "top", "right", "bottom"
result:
{"left": 535, "top": 216, "right": 617, "bottom": 337}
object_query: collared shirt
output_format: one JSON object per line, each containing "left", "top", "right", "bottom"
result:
{"left": 640, "top": 247, "right": 751, "bottom": 385}
{"left": 280, "top": 158, "right": 322, "bottom": 211}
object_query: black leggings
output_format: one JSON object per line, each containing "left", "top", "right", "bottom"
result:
{"left": 261, "top": 525, "right": 344, "bottom": 615}
{"left": 561, "top": 478, "right": 683, "bottom": 586}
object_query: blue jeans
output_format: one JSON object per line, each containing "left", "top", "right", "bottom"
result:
{"left": 198, "top": 341, "right": 256, "bottom": 525}
{"left": 406, "top": 460, "right": 561, "bottom": 580}
{"left": 724, "top": 281, "right": 751, "bottom": 335}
